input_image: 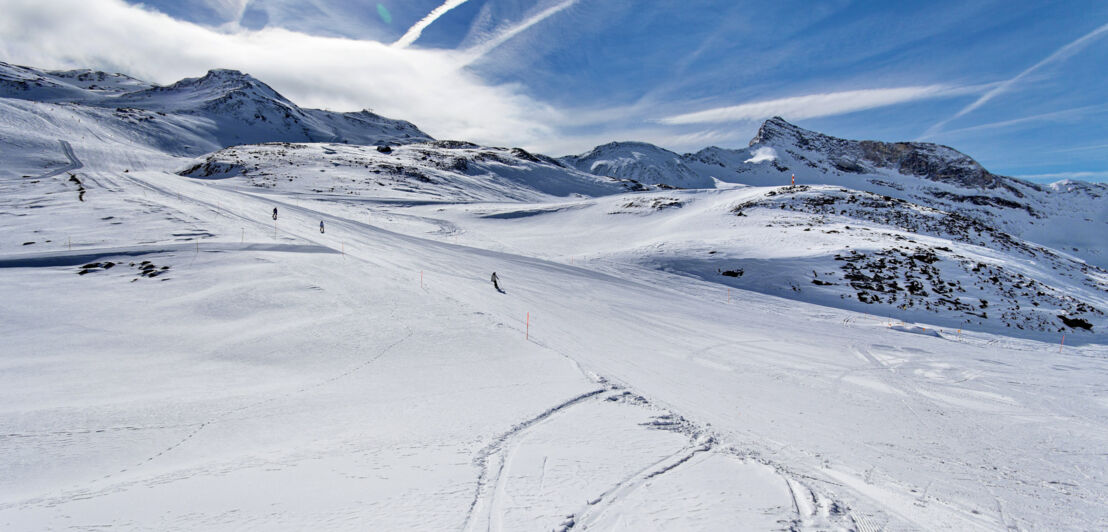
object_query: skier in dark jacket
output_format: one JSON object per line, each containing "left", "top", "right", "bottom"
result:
{"left": 320, "top": 220, "right": 325, "bottom": 234}
{"left": 491, "top": 272, "right": 500, "bottom": 291}
{"left": 272, "top": 207, "right": 278, "bottom": 220}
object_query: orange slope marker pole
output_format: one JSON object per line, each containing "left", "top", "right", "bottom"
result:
{"left": 1060, "top": 333, "right": 1065, "bottom": 353}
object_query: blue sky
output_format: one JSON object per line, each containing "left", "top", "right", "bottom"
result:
{"left": 2, "top": 0, "right": 1106, "bottom": 182}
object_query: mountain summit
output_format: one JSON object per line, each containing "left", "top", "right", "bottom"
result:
{"left": 0, "top": 62, "right": 431, "bottom": 151}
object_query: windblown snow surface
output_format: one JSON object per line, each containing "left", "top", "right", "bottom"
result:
{"left": 2, "top": 63, "right": 1107, "bottom": 531}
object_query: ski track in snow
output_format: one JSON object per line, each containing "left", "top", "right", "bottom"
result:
{"left": 461, "top": 388, "right": 608, "bottom": 532}
{"left": 1, "top": 117, "right": 1105, "bottom": 529}
{"left": 563, "top": 443, "right": 713, "bottom": 531}
{"left": 31, "top": 139, "right": 83, "bottom": 180}
{"left": 1, "top": 165, "right": 1079, "bottom": 529}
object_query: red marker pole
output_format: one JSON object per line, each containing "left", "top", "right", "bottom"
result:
{"left": 1060, "top": 333, "right": 1065, "bottom": 353}
{"left": 791, "top": 174, "right": 795, "bottom": 186}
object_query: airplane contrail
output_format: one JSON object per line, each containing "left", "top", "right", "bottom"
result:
{"left": 923, "top": 21, "right": 1108, "bottom": 138}
{"left": 393, "top": 0, "right": 473, "bottom": 48}
{"left": 460, "top": 0, "right": 578, "bottom": 66}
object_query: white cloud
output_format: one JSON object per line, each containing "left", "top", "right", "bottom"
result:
{"left": 924, "top": 21, "right": 1108, "bottom": 137}
{"left": 0, "top": 0, "right": 560, "bottom": 147}
{"left": 659, "top": 86, "right": 967, "bottom": 125}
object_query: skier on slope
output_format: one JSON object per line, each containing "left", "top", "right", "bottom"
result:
{"left": 491, "top": 272, "right": 501, "bottom": 292}
{"left": 272, "top": 207, "right": 278, "bottom": 220}
{"left": 320, "top": 220, "right": 325, "bottom": 234}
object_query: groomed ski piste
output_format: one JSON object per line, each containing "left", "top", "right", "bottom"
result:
{"left": 2, "top": 65, "right": 1108, "bottom": 531}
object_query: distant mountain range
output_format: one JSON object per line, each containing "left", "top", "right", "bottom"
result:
{"left": 562, "top": 117, "right": 1108, "bottom": 270}
{"left": 1, "top": 61, "right": 1105, "bottom": 336}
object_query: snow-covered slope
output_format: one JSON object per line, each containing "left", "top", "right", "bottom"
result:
{"left": 112, "top": 68, "right": 430, "bottom": 147}
{"left": 0, "top": 62, "right": 431, "bottom": 154}
{"left": 3, "top": 141, "right": 1106, "bottom": 530}
{"left": 396, "top": 185, "right": 1107, "bottom": 340}
{"left": 0, "top": 61, "right": 153, "bottom": 101}
{"left": 178, "top": 141, "right": 637, "bottom": 201}
{"left": 2, "top": 61, "right": 1108, "bottom": 531}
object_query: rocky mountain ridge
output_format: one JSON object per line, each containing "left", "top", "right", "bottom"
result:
{"left": 565, "top": 117, "right": 1108, "bottom": 269}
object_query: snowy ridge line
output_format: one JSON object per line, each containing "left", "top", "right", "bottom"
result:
{"left": 0, "top": 243, "right": 338, "bottom": 267}
{"left": 461, "top": 387, "right": 609, "bottom": 532}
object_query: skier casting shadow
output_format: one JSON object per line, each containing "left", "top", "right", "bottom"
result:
{"left": 272, "top": 207, "right": 278, "bottom": 221}
{"left": 491, "top": 272, "right": 505, "bottom": 293}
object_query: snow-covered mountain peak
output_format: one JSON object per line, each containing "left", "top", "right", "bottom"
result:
{"left": 748, "top": 116, "right": 1010, "bottom": 191}
{"left": 748, "top": 115, "right": 809, "bottom": 146}
{"left": 561, "top": 141, "right": 714, "bottom": 188}
{"left": 1049, "top": 179, "right": 1108, "bottom": 196}
{"left": 175, "top": 68, "right": 278, "bottom": 94}
{"left": 0, "top": 61, "right": 153, "bottom": 101}
{"left": 119, "top": 68, "right": 293, "bottom": 109}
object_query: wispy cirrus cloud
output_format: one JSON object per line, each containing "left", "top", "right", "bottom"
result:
{"left": 658, "top": 85, "right": 974, "bottom": 125}
{"left": 1052, "top": 142, "right": 1108, "bottom": 154}
{"left": 921, "top": 104, "right": 1108, "bottom": 139}
{"left": 923, "top": 21, "right": 1108, "bottom": 138}
{"left": 460, "top": 0, "right": 578, "bottom": 66}
{"left": 392, "top": 0, "right": 473, "bottom": 48}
